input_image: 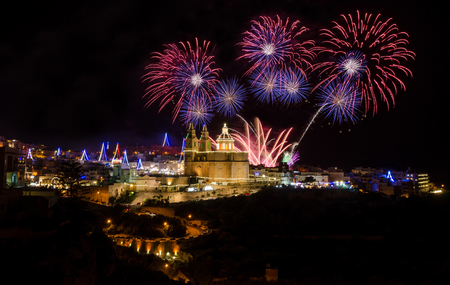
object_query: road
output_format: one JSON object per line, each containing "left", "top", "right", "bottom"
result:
{"left": 185, "top": 225, "right": 203, "bottom": 237}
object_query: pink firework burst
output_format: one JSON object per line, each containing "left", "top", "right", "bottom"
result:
{"left": 230, "top": 115, "right": 294, "bottom": 167}
{"left": 315, "top": 11, "right": 415, "bottom": 114}
{"left": 142, "top": 38, "right": 221, "bottom": 122}
{"left": 237, "top": 15, "right": 317, "bottom": 75}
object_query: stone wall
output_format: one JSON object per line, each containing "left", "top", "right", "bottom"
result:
{"left": 112, "top": 235, "right": 180, "bottom": 256}
{"left": 80, "top": 185, "right": 110, "bottom": 204}
{"left": 134, "top": 184, "right": 261, "bottom": 204}
{"left": 140, "top": 206, "right": 175, "bottom": 217}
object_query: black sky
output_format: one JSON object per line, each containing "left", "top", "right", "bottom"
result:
{"left": 1, "top": 0, "right": 448, "bottom": 185}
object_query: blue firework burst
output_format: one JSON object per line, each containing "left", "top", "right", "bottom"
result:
{"left": 248, "top": 67, "right": 281, "bottom": 104}
{"left": 317, "top": 78, "right": 361, "bottom": 124}
{"left": 336, "top": 50, "right": 368, "bottom": 79}
{"left": 214, "top": 77, "right": 247, "bottom": 117}
{"left": 278, "top": 67, "right": 310, "bottom": 106}
{"left": 179, "top": 97, "right": 214, "bottom": 128}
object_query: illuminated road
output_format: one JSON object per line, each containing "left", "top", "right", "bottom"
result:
{"left": 185, "top": 225, "right": 202, "bottom": 237}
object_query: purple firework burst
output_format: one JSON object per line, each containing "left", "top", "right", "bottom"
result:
{"left": 278, "top": 67, "right": 310, "bottom": 106}
{"left": 248, "top": 67, "right": 281, "bottom": 104}
{"left": 143, "top": 38, "right": 221, "bottom": 122}
{"left": 316, "top": 11, "right": 415, "bottom": 114}
{"left": 238, "top": 15, "right": 316, "bottom": 75}
{"left": 214, "top": 77, "right": 247, "bottom": 117}
{"left": 337, "top": 50, "right": 367, "bottom": 78}
{"left": 179, "top": 97, "right": 214, "bottom": 128}
{"left": 317, "top": 78, "right": 361, "bottom": 124}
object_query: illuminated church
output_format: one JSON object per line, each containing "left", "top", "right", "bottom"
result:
{"left": 184, "top": 123, "right": 249, "bottom": 183}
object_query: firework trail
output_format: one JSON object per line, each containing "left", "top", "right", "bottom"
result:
{"left": 214, "top": 77, "right": 247, "bottom": 117}
{"left": 230, "top": 115, "right": 294, "bottom": 167}
{"left": 142, "top": 38, "right": 221, "bottom": 121}
{"left": 238, "top": 15, "right": 316, "bottom": 75}
{"left": 294, "top": 78, "right": 360, "bottom": 149}
{"left": 317, "top": 78, "right": 361, "bottom": 124}
{"left": 315, "top": 11, "right": 415, "bottom": 114}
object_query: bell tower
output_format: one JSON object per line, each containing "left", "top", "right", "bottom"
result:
{"left": 199, "top": 124, "right": 212, "bottom": 152}
{"left": 184, "top": 123, "right": 198, "bottom": 151}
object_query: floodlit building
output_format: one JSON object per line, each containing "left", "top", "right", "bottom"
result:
{"left": 184, "top": 124, "right": 249, "bottom": 183}
{"left": 0, "top": 146, "right": 25, "bottom": 189}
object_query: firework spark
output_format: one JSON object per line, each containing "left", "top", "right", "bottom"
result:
{"left": 283, "top": 150, "right": 300, "bottom": 167}
{"left": 142, "top": 38, "right": 221, "bottom": 121}
{"left": 214, "top": 77, "right": 247, "bottom": 117}
{"left": 316, "top": 11, "right": 415, "bottom": 114}
{"left": 337, "top": 50, "right": 367, "bottom": 78}
{"left": 248, "top": 67, "right": 281, "bottom": 104}
{"left": 230, "top": 115, "right": 294, "bottom": 167}
{"left": 279, "top": 67, "right": 310, "bottom": 106}
{"left": 317, "top": 78, "right": 361, "bottom": 124}
{"left": 179, "top": 97, "right": 214, "bottom": 128}
{"left": 238, "top": 15, "right": 316, "bottom": 75}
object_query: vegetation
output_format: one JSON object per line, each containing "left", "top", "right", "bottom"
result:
{"left": 143, "top": 195, "right": 171, "bottom": 206}
{"left": 107, "top": 210, "right": 186, "bottom": 238}
{"left": 56, "top": 159, "right": 85, "bottom": 196}
{"left": 115, "top": 190, "right": 137, "bottom": 204}
{"left": 0, "top": 198, "right": 183, "bottom": 285}
{"left": 174, "top": 187, "right": 450, "bottom": 284}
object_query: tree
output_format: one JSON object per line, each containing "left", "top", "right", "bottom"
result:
{"left": 116, "top": 190, "right": 137, "bottom": 204}
{"left": 56, "top": 160, "right": 85, "bottom": 197}
{"left": 303, "top": 176, "right": 316, "bottom": 185}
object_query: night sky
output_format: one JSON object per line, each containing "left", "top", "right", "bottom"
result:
{"left": 1, "top": 0, "right": 448, "bottom": 185}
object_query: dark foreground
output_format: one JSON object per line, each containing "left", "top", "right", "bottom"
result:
{"left": 1, "top": 188, "right": 449, "bottom": 285}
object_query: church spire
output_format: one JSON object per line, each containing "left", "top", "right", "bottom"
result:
{"left": 185, "top": 123, "right": 198, "bottom": 151}
{"left": 199, "top": 124, "right": 211, "bottom": 151}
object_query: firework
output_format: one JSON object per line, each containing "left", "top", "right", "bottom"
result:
{"left": 179, "top": 97, "right": 214, "bottom": 128}
{"left": 238, "top": 15, "right": 316, "bottom": 75}
{"left": 142, "top": 38, "right": 221, "bottom": 121}
{"left": 337, "top": 50, "right": 367, "bottom": 78}
{"left": 214, "top": 77, "right": 247, "bottom": 117}
{"left": 248, "top": 67, "right": 281, "bottom": 104}
{"left": 278, "top": 67, "right": 310, "bottom": 106}
{"left": 317, "top": 11, "right": 415, "bottom": 113}
{"left": 317, "top": 78, "right": 361, "bottom": 124}
{"left": 230, "top": 115, "right": 293, "bottom": 167}
{"left": 282, "top": 150, "right": 300, "bottom": 167}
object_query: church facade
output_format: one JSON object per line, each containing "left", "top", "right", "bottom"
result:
{"left": 184, "top": 123, "right": 249, "bottom": 183}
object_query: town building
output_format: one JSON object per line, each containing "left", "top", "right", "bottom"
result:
{"left": 0, "top": 146, "right": 25, "bottom": 189}
{"left": 184, "top": 124, "right": 249, "bottom": 183}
